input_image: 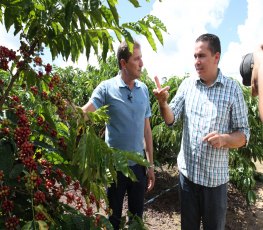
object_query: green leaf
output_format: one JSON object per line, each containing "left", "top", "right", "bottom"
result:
{"left": 37, "top": 221, "right": 49, "bottom": 230}
{"left": 90, "top": 0, "right": 101, "bottom": 11}
{"left": 45, "top": 152, "right": 67, "bottom": 165}
{"left": 0, "top": 8, "right": 2, "bottom": 24}
{"left": 90, "top": 9, "right": 102, "bottom": 27}
{"left": 21, "top": 221, "right": 34, "bottom": 230}
{"left": 9, "top": 163, "right": 24, "bottom": 179}
{"left": 101, "top": 5, "right": 115, "bottom": 26}
{"left": 120, "top": 28, "right": 134, "bottom": 51}
{"left": 33, "top": 141, "right": 57, "bottom": 152}
{"left": 0, "top": 139, "right": 15, "bottom": 176}
{"left": 111, "top": 27, "right": 122, "bottom": 42}
{"left": 107, "top": 0, "right": 119, "bottom": 25}
{"left": 4, "top": 6, "right": 15, "bottom": 32}
{"left": 65, "top": 1, "right": 74, "bottom": 29}
{"left": 73, "top": 133, "right": 87, "bottom": 166}
{"left": 62, "top": 36, "right": 71, "bottom": 61}
{"left": 60, "top": 214, "right": 91, "bottom": 229}
{"left": 147, "top": 15, "right": 167, "bottom": 32}
{"left": 128, "top": 0, "right": 141, "bottom": 7}
{"left": 102, "top": 33, "right": 109, "bottom": 61}
{"left": 97, "top": 215, "right": 114, "bottom": 230}
{"left": 2, "top": 108, "right": 18, "bottom": 125}
{"left": 27, "top": 19, "right": 40, "bottom": 40}
{"left": 51, "top": 22, "right": 63, "bottom": 35}
{"left": 247, "top": 190, "right": 256, "bottom": 204}
{"left": 35, "top": 205, "right": 55, "bottom": 223}
{"left": 57, "top": 122, "right": 69, "bottom": 135}
{"left": 23, "top": 69, "right": 37, "bottom": 87}
{"left": 34, "top": 3, "right": 45, "bottom": 11}
{"left": 153, "top": 26, "right": 164, "bottom": 45}
{"left": 42, "top": 104, "right": 57, "bottom": 130}
{"left": 138, "top": 22, "right": 156, "bottom": 51}
{"left": 88, "top": 32, "right": 99, "bottom": 55}
{"left": 14, "top": 19, "right": 22, "bottom": 35}
{"left": 84, "top": 34, "right": 91, "bottom": 61}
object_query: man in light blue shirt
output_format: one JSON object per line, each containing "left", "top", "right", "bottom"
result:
{"left": 153, "top": 33, "right": 250, "bottom": 230}
{"left": 82, "top": 41, "right": 155, "bottom": 230}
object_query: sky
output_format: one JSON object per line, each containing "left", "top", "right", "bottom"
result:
{"left": 1, "top": 0, "right": 263, "bottom": 84}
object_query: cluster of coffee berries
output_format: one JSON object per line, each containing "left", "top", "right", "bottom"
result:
{"left": 14, "top": 106, "right": 31, "bottom": 147}
{"left": 33, "top": 56, "right": 42, "bottom": 65}
{"left": 35, "top": 212, "right": 46, "bottom": 221}
{"left": 45, "top": 63, "right": 52, "bottom": 74}
{"left": 0, "top": 46, "right": 16, "bottom": 71}
{"left": 0, "top": 172, "right": 19, "bottom": 229}
{"left": 0, "top": 118, "right": 11, "bottom": 136}
{"left": 34, "top": 190, "right": 46, "bottom": 204}
{"left": 4, "top": 216, "right": 20, "bottom": 230}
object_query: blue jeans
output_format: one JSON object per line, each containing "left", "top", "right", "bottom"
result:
{"left": 107, "top": 164, "right": 147, "bottom": 230}
{"left": 179, "top": 173, "right": 227, "bottom": 230}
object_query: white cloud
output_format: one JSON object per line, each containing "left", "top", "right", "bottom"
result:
{"left": 1, "top": 0, "right": 263, "bottom": 85}
{"left": 0, "top": 25, "right": 20, "bottom": 50}
{"left": 139, "top": 0, "right": 230, "bottom": 80}
{"left": 138, "top": 0, "right": 263, "bottom": 83}
{"left": 221, "top": 0, "right": 263, "bottom": 83}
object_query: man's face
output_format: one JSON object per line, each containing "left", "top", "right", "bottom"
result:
{"left": 123, "top": 47, "right": 143, "bottom": 79}
{"left": 194, "top": 41, "right": 220, "bottom": 82}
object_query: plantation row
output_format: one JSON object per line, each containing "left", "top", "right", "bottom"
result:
{"left": 1, "top": 0, "right": 263, "bottom": 229}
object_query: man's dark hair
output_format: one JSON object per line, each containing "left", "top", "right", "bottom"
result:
{"left": 196, "top": 33, "right": 221, "bottom": 55}
{"left": 240, "top": 53, "right": 254, "bottom": 86}
{"left": 117, "top": 41, "right": 140, "bottom": 69}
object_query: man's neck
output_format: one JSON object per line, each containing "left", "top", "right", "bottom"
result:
{"left": 121, "top": 70, "right": 135, "bottom": 89}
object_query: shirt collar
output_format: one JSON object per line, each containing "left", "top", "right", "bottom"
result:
{"left": 116, "top": 72, "right": 141, "bottom": 88}
{"left": 195, "top": 68, "right": 226, "bottom": 87}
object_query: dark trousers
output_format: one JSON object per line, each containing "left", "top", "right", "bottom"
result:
{"left": 179, "top": 173, "right": 227, "bottom": 230}
{"left": 107, "top": 164, "right": 147, "bottom": 230}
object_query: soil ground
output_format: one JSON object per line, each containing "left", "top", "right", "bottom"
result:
{"left": 63, "top": 161, "right": 263, "bottom": 229}
{"left": 141, "top": 162, "right": 263, "bottom": 230}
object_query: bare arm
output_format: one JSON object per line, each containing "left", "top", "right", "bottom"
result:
{"left": 203, "top": 131, "right": 247, "bottom": 149}
{"left": 258, "top": 64, "right": 263, "bottom": 122}
{"left": 158, "top": 100, "right": 175, "bottom": 125}
{"left": 81, "top": 101, "right": 96, "bottom": 113}
{"left": 251, "top": 44, "right": 263, "bottom": 122}
{"left": 144, "top": 118, "right": 155, "bottom": 191}
{"left": 144, "top": 118, "right": 153, "bottom": 165}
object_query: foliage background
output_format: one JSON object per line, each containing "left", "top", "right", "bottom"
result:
{"left": 0, "top": 0, "right": 263, "bottom": 229}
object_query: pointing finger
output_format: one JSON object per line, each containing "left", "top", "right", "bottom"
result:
{"left": 154, "top": 76, "right": 161, "bottom": 90}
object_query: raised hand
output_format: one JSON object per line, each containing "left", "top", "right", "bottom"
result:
{"left": 153, "top": 76, "right": 170, "bottom": 104}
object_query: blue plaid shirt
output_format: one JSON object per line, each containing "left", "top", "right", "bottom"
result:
{"left": 170, "top": 70, "right": 250, "bottom": 187}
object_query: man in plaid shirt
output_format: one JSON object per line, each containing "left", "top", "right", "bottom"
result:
{"left": 153, "top": 33, "right": 250, "bottom": 230}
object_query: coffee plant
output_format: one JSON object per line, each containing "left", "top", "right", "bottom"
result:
{"left": 0, "top": 0, "right": 167, "bottom": 229}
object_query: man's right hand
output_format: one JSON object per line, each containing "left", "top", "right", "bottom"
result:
{"left": 152, "top": 76, "right": 170, "bottom": 104}
{"left": 153, "top": 76, "right": 175, "bottom": 125}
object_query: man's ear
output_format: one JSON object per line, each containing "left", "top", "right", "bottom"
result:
{"left": 215, "top": 52, "right": 220, "bottom": 64}
{"left": 120, "top": 59, "right": 126, "bottom": 69}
